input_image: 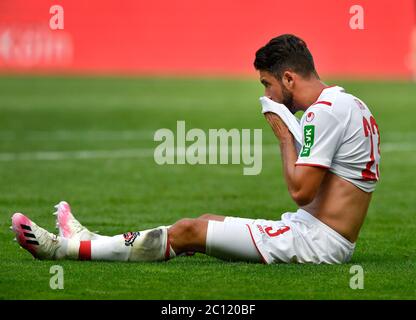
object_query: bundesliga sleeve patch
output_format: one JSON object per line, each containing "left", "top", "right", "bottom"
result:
{"left": 300, "top": 125, "right": 315, "bottom": 157}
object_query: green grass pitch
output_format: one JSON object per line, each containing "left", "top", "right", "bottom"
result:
{"left": 0, "top": 75, "right": 415, "bottom": 299}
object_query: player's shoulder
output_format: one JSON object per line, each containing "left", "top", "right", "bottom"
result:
{"left": 301, "top": 86, "right": 342, "bottom": 123}
{"left": 305, "top": 86, "right": 360, "bottom": 121}
{"left": 310, "top": 85, "right": 352, "bottom": 109}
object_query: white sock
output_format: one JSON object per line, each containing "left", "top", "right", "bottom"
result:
{"left": 56, "top": 237, "right": 81, "bottom": 260}
{"left": 65, "top": 226, "right": 176, "bottom": 262}
{"left": 81, "top": 225, "right": 172, "bottom": 241}
{"left": 76, "top": 229, "right": 111, "bottom": 241}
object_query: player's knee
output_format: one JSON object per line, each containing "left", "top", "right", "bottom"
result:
{"left": 169, "top": 218, "right": 204, "bottom": 253}
{"left": 198, "top": 213, "right": 214, "bottom": 220}
{"left": 171, "top": 218, "right": 199, "bottom": 240}
{"left": 198, "top": 213, "right": 225, "bottom": 221}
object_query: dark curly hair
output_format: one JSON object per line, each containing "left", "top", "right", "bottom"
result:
{"left": 254, "top": 34, "right": 319, "bottom": 79}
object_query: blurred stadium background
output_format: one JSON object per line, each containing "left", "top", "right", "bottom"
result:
{"left": 0, "top": 0, "right": 415, "bottom": 78}
{"left": 0, "top": 0, "right": 415, "bottom": 299}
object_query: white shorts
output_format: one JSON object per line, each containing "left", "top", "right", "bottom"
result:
{"left": 206, "top": 209, "right": 356, "bottom": 264}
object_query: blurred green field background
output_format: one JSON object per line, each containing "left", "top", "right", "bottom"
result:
{"left": 0, "top": 76, "right": 415, "bottom": 299}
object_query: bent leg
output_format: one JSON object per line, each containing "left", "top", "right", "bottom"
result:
{"left": 205, "top": 220, "right": 262, "bottom": 262}
{"left": 168, "top": 218, "right": 262, "bottom": 263}
{"left": 169, "top": 219, "right": 208, "bottom": 254}
{"left": 13, "top": 211, "right": 260, "bottom": 263}
{"left": 197, "top": 214, "right": 257, "bottom": 225}
{"left": 197, "top": 214, "right": 226, "bottom": 222}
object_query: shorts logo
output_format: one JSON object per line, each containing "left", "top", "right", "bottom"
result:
{"left": 123, "top": 231, "right": 140, "bottom": 246}
{"left": 306, "top": 112, "right": 315, "bottom": 122}
{"left": 300, "top": 125, "right": 315, "bottom": 157}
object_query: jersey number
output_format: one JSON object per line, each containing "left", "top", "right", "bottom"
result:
{"left": 362, "top": 116, "right": 380, "bottom": 180}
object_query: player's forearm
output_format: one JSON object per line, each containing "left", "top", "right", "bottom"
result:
{"left": 279, "top": 138, "right": 304, "bottom": 203}
{"left": 264, "top": 113, "right": 314, "bottom": 205}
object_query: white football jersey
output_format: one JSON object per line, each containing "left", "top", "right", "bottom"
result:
{"left": 295, "top": 86, "right": 381, "bottom": 192}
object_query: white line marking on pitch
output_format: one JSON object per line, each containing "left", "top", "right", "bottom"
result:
{"left": 0, "top": 130, "right": 413, "bottom": 141}
{"left": 0, "top": 142, "right": 413, "bottom": 162}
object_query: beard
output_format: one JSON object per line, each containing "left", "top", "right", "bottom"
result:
{"left": 281, "top": 86, "right": 296, "bottom": 114}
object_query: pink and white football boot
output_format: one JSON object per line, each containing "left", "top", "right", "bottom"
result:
{"left": 11, "top": 213, "right": 65, "bottom": 260}
{"left": 54, "top": 201, "right": 102, "bottom": 241}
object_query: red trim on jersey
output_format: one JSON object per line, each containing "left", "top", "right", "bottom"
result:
{"left": 246, "top": 224, "right": 267, "bottom": 264}
{"left": 295, "top": 163, "right": 330, "bottom": 169}
{"left": 79, "top": 240, "right": 91, "bottom": 260}
{"left": 311, "top": 101, "right": 332, "bottom": 106}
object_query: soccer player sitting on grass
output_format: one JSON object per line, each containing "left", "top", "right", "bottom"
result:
{"left": 11, "top": 34, "right": 380, "bottom": 264}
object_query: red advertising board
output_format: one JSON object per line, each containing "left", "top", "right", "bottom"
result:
{"left": 0, "top": 0, "right": 414, "bottom": 78}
